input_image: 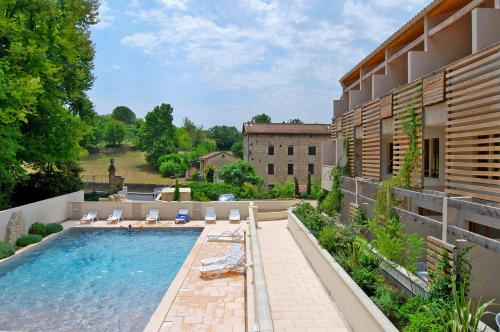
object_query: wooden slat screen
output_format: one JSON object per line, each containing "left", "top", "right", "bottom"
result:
{"left": 341, "top": 110, "right": 355, "bottom": 176}
{"left": 362, "top": 99, "right": 381, "bottom": 181}
{"left": 331, "top": 117, "right": 337, "bottom": 139}
{"left": 444, "top": 43, "right": 500, "bottom": 202}
{"left": 354, "top": 108, "right": 362, "bottom": 127}
{"left": 392, "top": 80, "right": 423, "bottom": 188}
{"left": 380, "top": 94, "right": 393, "bottom": 119}
{"left": 427, "top": 236, "right": 456, "bottom": 285}
{"left": 423, "top": 71, "right": 445, "bottom": 106}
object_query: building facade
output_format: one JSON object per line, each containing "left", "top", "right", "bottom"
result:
{"left": 199, "top": 151, "right": 239, "bottom": 180}
{"left": 323, "top": 0, "right": 500, "bottom": 324}
{"left": 243, "top": 123, "right": 331, "bottom": 188}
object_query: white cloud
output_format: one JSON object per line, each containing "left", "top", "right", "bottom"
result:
{"left": 121, "top": 33, "right": 160, "bottom": 52}
{"left": 159, "top": 0, "right": 188, "bottom": 10}
{"left": 95, "top": 0, "right": 116, "bottom": 29}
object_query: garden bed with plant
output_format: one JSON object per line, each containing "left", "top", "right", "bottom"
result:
{"left": 299, "top": 96, "right": 496, "bottom": 331}
{"left": 0, "top": 222, "right": 64, "bottom": 260}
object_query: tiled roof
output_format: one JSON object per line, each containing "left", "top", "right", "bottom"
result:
{"left": 199, "top": 151, "right": 234, "bottom": 160}
{"left": 243, "top": 123, "right": 331, "bottom": 135}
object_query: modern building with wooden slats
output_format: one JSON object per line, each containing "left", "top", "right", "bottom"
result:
{"left": 323, "top": 0, "right": 500, "bottom": 324}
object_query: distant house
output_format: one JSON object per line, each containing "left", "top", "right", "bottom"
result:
{"left": 242, "top": 123, "right": 331, "bottom": 188}
{"left": 199, "top": 151, "right": 239, "bottom": 178}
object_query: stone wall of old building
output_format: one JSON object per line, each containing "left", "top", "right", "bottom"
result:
{"left": 244, "top": 134, "right": 329, "bottom": 187}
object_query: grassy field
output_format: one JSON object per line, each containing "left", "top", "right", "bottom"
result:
{"left": 80, "top": 150, "right": 172, "bottom": 185}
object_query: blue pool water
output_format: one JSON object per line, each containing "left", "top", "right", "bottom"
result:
{"left": 0, "top": 228, "right": 201, "bottom": 331}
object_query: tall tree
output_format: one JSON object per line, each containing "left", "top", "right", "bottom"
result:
{"left": 137, "top": 103, "right": 176, "bottom": 165}
{"left": 207, "top": 125, "right": 242, "bottom": 151}
{"left": 0, "top": 0, "right": 98, "bottom": 208}
{"left": 182, "top": 117, "right": 205, "bottom": 146}
{"left": 287, "top": 118, "right": 303, "bottom": 124}
{"left": 251, "top": 113, "right": 272, "bottom": 123}
{"left": 104, "top": 120, "right": 126, "bottom": 146}
{"left": 111, "top": 106, "right": 135, "bottom": 124}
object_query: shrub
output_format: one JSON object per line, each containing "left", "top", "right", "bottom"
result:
{"left": 238, "top": 182, "right": 264, "bottom": 200}
{"left": 45, "top": 223, "right": 63, "bottom": 235}
{"left": 372, "top": 285, "right": 407, "bottom": 327}
{"left": 318, "top": 226, "right": 339, "bottom": 254}
{"left": 0, "top": 241, "right": 16, "bottom": 259}
{"left": 359, "top": 252, "right": 381, "bottom": 271}
{"left": 351, "top": 267, "right": 383, "bottom": 297}
{"left": 159, "top": 160, "right": 187, "bottom": 177}
{"left": 29, "top": 222, "right": 47, "bottom": 237}
{"left": 269, "top": 180, "right": 295, "bottom": 199}
{"left": 190, "top": 170, "right": 199, "bottom": 181}
{"left": 185, "top": 182, "right": 239, "bottom": 201}
{"left": 16, "top": 234, "right": 43, "bottom": 247}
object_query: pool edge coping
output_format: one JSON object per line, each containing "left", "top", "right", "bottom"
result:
{"left": 143, "top": 226, "right": 210, "bottom": 332}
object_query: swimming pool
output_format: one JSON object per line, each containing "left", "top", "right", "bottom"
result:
{"left": 0, "top": 227, "right": 201, "bottom": 331}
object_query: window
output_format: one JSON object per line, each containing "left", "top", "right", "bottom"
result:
{"left": 387, "top": 143, "right": 394, "bottom": 174}
{"left": 268, "top": 145, "right": 274, "bottom": 155}
{"left": 424, "top": 139, "right": 430, "bottom": 177}
{"left": 268, "top": 163, "right": 274, "bottom": 175}
{"left": 424, "top": 138, "right": 440, "bottom": 178}
{"left": 468, "top": 221, "right": 500, "bottom": 239}
{"left": 308, "top": 163, "right": 315, "bottom": 175}
{"left": 431, "top": 138, "right": 439, "bottom": 178}
{"left": 288, "top": 146, "right": 294, "bottom": 155}
{"left": 288, "top": 163, "right": 294, "bottom": 175}
{"left": 308, "top": 146, "right": 316, "bottom": 155}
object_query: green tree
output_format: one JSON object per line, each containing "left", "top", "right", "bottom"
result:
{"left": 306, "top": 172, "right": 312, "bottom": 197}
{"left": 173, "top": 178, "right": 180, "bottom": 201}
{"left": 176, "top": 127, "right": 192, "bottom": 150}
{"left": 251, "top": 113, "right": 272, "bottom": 123}
{"left": 111, "top": 106, "right": 135, "bottom": 124}
{"left": 294, "top": 177, "right": 300, "bottom": 197}
{"left": 158, "top": 153, "right": 188, "bottom": 177}
{"left": 104, "top": 120, "right": 126, "bottom": 146}
{"left": 208, "top": 125, "right": 242, "bottom": 151}
{"left": 287, "top": 118, "right": 303, "bottom": 124}
{"left": 230, "top": 140, "right": 243, "bottom": 158}
{"left": 137, "top": 103, "right": 177, "bottom": 166}
{"left": 0, "top": 0, "right": 98, "bottom": 209}
{"left": 205, "top": 164, "right": 215, "bottom": 182}
{"left": 219, "top": 160, "right": 263, "bottom": 187}
{"left": 182, "top": 117, "right": 205, "bottom": 146}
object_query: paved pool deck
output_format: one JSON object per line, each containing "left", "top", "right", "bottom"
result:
{"left": 257, "top": 219, "right": 351, "bottom": 332}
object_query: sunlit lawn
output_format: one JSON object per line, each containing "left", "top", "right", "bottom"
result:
{"left": 80, "top": 150, "right": 173, "bottom": 185}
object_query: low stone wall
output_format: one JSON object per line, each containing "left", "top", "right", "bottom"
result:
{"left": 287, "top": 210, "right": 398, "bottom": 332}
{"left": 71, "top": 200, "right": 300, "bottom": 222}
{"left": 0, "top": 191, "right": 84, "bottom": 242}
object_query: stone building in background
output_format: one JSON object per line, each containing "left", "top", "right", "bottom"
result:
{"left": 242, "top": 123, "right": 331, "bottom": 188}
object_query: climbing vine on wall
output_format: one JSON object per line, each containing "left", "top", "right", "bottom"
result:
{"left": 374, "top": 97, "right": 421, "bottom": 221}
{"left": 369, "top": 91, "right": 424, "bottom": 285}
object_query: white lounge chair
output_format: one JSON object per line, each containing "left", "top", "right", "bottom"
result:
{"left": 145, "top": 208, "right": 160, "bottom": 224}
{"left": 229, "top": 209, "right": 241, "bottom": 223}
{"left": 205, "top": 207, "right": 216, "bottom": 224}
{"left": 207, "top": 227, "right": 243, "bottom": 242}
{"left": 80, "top": 210, "right": 98, "bottom": 224}
{"left": 107, "top": 208, "right": 123, "bottom": 224}
{"left": 198, "top": 253, "right": 246, "bottom": 278}
{"left": 200, "top": 244, "right": 243, "bottom": 266}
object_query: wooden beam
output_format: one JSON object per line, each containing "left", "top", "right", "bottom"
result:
{"left": 387, "top": 34, "right": 424, "bottom": 63}
{"left": 361, "top": 62, "right": 386, "bottom": 81}
{"left": 429, "top": 0, "right": 485, "bottom": 36}
{"left": 346, "top": 78, "right": 361, "bottom": 92}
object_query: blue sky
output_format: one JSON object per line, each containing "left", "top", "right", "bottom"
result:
{"left": 89, "top": 0, "right": 430, "bottom": 127}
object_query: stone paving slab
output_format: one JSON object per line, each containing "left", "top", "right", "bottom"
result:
{"left": 257, "top": 220, "right": 351, "bottom": 332}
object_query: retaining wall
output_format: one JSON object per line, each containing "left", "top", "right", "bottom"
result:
{"left": 287, "top": 210, "right": 398, "bottom": 332}
{"left": 0, "top": 191, "right": 84, "bottom": 241}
